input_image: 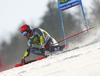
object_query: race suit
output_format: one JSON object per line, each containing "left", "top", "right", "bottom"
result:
{"left": 23, "top": 28, "right": 61, "bottom": 58}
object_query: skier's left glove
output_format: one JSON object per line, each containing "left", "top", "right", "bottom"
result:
{"left": 20, "top": 58, "right": 26, "bottom": 64}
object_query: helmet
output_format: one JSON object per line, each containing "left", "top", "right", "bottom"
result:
{"left": 20, "top": 24, "right": 32, "bottom": 35}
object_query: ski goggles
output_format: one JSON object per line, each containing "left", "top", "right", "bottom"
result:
{"left": 22, "top": 31, "right": 28, "bottom": 36}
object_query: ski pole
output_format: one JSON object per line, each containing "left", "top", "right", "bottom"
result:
{"left": 45, "top": 27, "right": 93, "bottom": 49}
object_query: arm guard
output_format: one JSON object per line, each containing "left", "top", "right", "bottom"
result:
{"left": 24, "top": 49, "right": 30, "bottom": 58}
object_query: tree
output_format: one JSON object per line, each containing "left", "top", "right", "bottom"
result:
{"left": 40, "top": 1, "right": 82, "bottom": 45}
{"left": 91, "top": 0, "right": 100, "bottom": 29}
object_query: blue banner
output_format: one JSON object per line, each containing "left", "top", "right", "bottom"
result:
{"left": 59, "top": 0, "right": 81, "bottom": 11}
{"left": 57, "top": 0, "right": 89, "bottom": 44}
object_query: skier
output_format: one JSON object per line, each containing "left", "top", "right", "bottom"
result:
{"left": 20, "top": 24, "right": 67, "bottom": 63}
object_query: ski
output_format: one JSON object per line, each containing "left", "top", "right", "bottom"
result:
{"left": 15, "top": 56, "right": 47, "bottom": 67}
{"left": 15, "top": 45, "right": 68, "bottom": 67}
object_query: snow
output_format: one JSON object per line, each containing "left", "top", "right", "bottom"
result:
{"left": 0, "top": 41, "right": 100, "bottom": 76}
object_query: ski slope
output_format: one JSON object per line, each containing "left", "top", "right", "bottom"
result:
{"left": 0, "top": 41, "right": 100, "bottom": 76}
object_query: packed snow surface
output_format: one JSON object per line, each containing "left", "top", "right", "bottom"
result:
{"left": 0, "top": 41, "right": 100, "bottom": 76}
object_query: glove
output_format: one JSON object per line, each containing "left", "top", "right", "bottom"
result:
{"left": 20, "top": 58, "right": 26, "bottom": 64}
{"left": 40, "top": 44, "right": 45, "bottom": 48}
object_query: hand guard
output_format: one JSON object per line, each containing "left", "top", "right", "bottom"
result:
{"left": 20, "top": 58, "right": 26, "bottom": 64}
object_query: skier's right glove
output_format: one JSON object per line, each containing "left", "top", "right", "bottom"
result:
{"left": 40, "top": 44, "right": 45, "bottom": 49}
{"left": 20, "top": 58, "right": 26, "bottom": 64}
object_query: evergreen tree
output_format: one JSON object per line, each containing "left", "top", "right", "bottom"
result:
{"left": 91, "top": 0, "right": 100, "bottom": 29}
{"left": 40, "top": 1, "right": 82, "bottom": 44}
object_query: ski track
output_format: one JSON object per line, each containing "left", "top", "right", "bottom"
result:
{"left": 0, "top": 41, "right": 100, "bottom": 76}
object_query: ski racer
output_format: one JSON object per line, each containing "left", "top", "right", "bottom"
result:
{"left": 20, "top": 24, "right": 67, "bottom": 63}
